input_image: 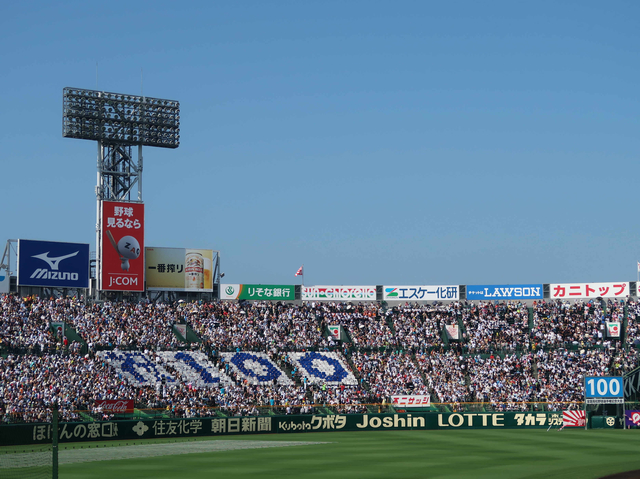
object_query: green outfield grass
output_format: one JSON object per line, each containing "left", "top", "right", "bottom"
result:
{"left": 4, "top": 429, "right": 640, "bottom": 479}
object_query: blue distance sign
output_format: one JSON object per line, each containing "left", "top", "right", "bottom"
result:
{"left": 18, "top": 239, "right": 90, "bottom": 288}
{"left": 466, "top": 284, "right": 543, "bottom": 300}
{"left": 584, "top": 376, "right": 623, "bottom": 399}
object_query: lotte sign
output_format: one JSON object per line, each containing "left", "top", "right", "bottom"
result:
{"left": 101, "top": 201, "right": 145, "bottom": 291}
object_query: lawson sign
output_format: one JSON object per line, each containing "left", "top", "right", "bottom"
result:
{"left": 18, "top": 239, "right": 89, "bottom": 288}
{"left": 466, "top": 284, "right": 543, "bottom": 300}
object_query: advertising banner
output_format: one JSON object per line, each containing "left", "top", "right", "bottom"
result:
{"left": 0, "top": 269, "right": 9, "bottom": 293}
{"left": 383, "top": 285, "right": 459, "bottom": 301}
{"left": 562, "top": 410, "right": 586, "bottom": 427}
{"left": 606, "top": 322, "right": 621, "bottom": 338}
{"left": 17, "top": 239, "right": 89, "bottom": 288}
{"left": 466, "top": 284, "right": 543, "bottom": 300}
{"left": 94, "top": 400, "right": 134, "bottom": 414}
{"left": 391, "top": 395, "right": 431, "bottom": 408}
{"left": 625, "top": 411, "right": 640, "bottom": 428}
{"left": 174, "top": 324, "right": 188, "bottom": 341}
{"left": 2, "top": 411, "right": 567, "bottom": 446}
{"left": 328, "top": 325, "right": 345, "bottom": 341}
{"left": 220, "top": 284, "right": 295, "bottom": 301}
{"left": 101, "top": 201, "right": 144, "bottom": 291}
{"left": 550, "top": 282, "right": 629, "bottom": 299}
{"left": 624, "top": 367, "right": 640, "bottom": 400}
{"left": 146, "top": 247, "right": 214, "bottom": 292}
{"left": 302, "top": 286, "right": 376, "bottom": 301}
{"left": 50, "top": 322, "right": 65, "bottom": 339}
{"left": 445, "top": 324, "right": 459, "bottom": 340}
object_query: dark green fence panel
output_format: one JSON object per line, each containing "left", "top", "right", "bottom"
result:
{"left": 0, "top": 412, "right": 566, "bottom": 446}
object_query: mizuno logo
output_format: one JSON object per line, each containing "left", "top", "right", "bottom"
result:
{"left": 31, "top": 251, "right": 79, "bottom": 270}
{"left": 29, "top": 270, "right": 79, "bottom": 281}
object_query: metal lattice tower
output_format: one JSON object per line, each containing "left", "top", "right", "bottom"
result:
{"left": 63, "top": 87, "right": 180, "bottom": 294}
{"left": 97, "top": 143, "right": 142, "bottom": 202}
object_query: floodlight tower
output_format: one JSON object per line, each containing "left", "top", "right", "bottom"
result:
{"left": 63, "top": 87, "right": 180, "bottom": 295}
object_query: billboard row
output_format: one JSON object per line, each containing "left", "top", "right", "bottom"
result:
{"left": 221, "top": 284, "right": 295, "bottom": 301}
{"left": 391, "top": 395, "right": 431, "bottom": 408}
{"left": 146, "top": 247, "right": 214, "bottom": 292}
{"left": 383, "top": 285, "right": 459, "bottom": 301}
{"left": 466, "top": 284, "right": 543, "bottom": 300}
{"left": 550, "top": 282, "right": 629, "bottom": 299}
{"left": 17, "top": 239, "right": 89, "bottom": 288}
{"left": 302, "top": 286, "right": 376, "bottom": 301}
{"left": 0, "top": 269, "right": 10, "bottom": 293}
{"left": 101, "top": 201, "right": 145, "bottom": 292}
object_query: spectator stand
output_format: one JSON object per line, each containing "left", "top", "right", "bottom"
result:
{"left": 220, "top": 352, "right": 293, "bottom": 386}
{"left": 49, "top": 321, "right": 87, "bottom": 355}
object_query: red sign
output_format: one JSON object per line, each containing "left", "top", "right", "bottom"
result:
{"left": 550, "top": 282, "right": 628, "bottom": 299}
{"left": 94, "top": 399, "right": 134, "bottom": 414}
{"left": 101, "top": 201, "right": 144, "bottom": 291}
{"left": 391, "top": 395, "right": 431, "bottom": 407}
{"left": 562, "top": 410, "right": 585, "bottom": 427}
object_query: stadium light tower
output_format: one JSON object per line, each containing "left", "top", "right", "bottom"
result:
{"left": 63, "top": 87, "right": 180, "bottom": 294}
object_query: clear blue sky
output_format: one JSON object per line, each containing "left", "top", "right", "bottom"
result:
{"left": 1, "top": 1, "right": 639, "bottom": 286}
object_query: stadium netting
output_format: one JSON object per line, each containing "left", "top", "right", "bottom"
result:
{"left": 0, "top": 406, "right": 58, "bottom": 479}
{"left": 0, "top": 446, "right": 53, "bottom": 479}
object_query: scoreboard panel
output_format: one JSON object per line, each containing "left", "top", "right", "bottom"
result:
{"left": 584, "top": 376, "right": 623, "bottom": 404}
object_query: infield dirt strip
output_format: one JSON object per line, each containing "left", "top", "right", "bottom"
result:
{"left": 57, "top": 440, "right": 330, "bottom": 465}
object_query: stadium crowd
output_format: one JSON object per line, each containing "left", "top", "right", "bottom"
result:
{"left": 536, "top": 348, "right": 613, "bottom": 410}
{"left": 532, "top": 300, "right": 609, "bottom": 349}
{"left": 461, "top": 301, "right": 530, "bottom": 353}
{"left": 389, "top": 304, "right": 455, "bottom": 350}
{"left": 416, "top": 350, "right": 469, "bottom": 405}
{"left": 0, "top": 293, "right": 638, "bottom": 423}
{"left": 467, "top": 353, "right": 536, "bottom": 410}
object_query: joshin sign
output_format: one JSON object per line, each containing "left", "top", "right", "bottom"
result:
{"left": 101, "top": 201, "right": 144, "bottom": 291}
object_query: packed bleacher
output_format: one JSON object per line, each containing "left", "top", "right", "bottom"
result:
{"left": 1, "top": 293, "right": 639, "bottom": 423}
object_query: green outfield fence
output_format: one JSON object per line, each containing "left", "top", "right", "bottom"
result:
{"left": 2, "top": 403, "right": 637, "bottom": 447}
{"left": 6, "top": 400, "right": 638, "bottom": 425}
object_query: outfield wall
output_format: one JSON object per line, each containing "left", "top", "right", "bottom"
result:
{"left": 0, "top": 412, "right": 565, "bottom": 446}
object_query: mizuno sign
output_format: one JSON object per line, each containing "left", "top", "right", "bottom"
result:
{"left": 29, "top": 270, "right": 79, "bottom": 280}
{"left": 18, "top": 239, "right": 89, "bottom": 288}
{"left": 31, "top": 251, "right": 79, "bottom": 270}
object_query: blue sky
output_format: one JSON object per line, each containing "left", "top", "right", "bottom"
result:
{"left": 1, "top": 1, "right": 639, "bottom": 286}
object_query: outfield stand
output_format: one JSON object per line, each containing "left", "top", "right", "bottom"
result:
{"left": 535, "top": 348, "right": 612, "bottom": 410}
{"left": 288, "top": 351, "right": 357, "bottom": 386}
{"left": 626, "top": 300, "right": 640, "bottom": 346}
{"left": 389, "top": 304, "right": 453, "bottom": 350}
{"left": 0, "top": 295, "right": 57, "bottom": 353}
{"left": 186, "top": 301, "right": 328, "bottom": 352}
{"left": 351, "top": 350, "right": 429, "bottom": 398}
{"left": 460, "top": 301, "right": 530, "bottom": 353}
{"left": 220, "top": 351, "right": 293, "bottom": 386}
{"left": 532, "top": 300, "right": 609, "bottom": 349}
{"left": 1, "top": 294, "right": 639, "bottom": 423}
{"left": 467, "top": 353, "right": 536, "bottom": 411}
{"left": 415, "top": 350, "right": 469, "bottom": 406}
{"left": 311, "top": 302, "right": 394, "bottom": 348}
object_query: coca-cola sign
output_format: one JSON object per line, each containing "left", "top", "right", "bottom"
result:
{"left": 94, "top": 399, "right": 134, "bottom": 414}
